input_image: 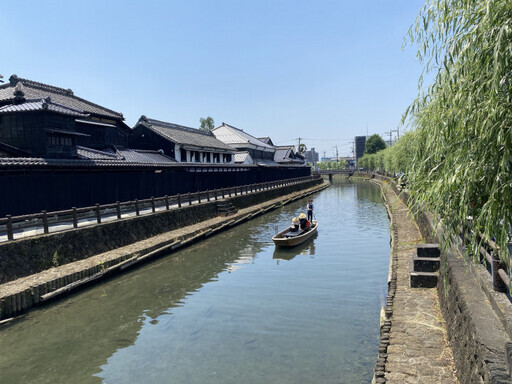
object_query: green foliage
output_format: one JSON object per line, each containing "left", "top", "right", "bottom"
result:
{"left": 199, "top": 116, "right": 215, "bottom": 131}
{"left": 364, "top": 134, "right": 387, "bottom": 155}
{"left": 52, "top": 251, "right": 60, "bottom": 267}
{"left": 402, "top": 0, "right": 512, "bottom": 265}
{"left": 318, "top": 159, "right": 346, "bottom": 170}
{"left": 298, "top": 143, "right": 307, "bottom": 154}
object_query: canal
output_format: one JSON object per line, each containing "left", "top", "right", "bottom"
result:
{"left": 0, "top": 179, "right": 390, "bottom": 384}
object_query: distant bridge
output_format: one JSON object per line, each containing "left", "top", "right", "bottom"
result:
{"left": 315, "top": 169, "right": 355, "bottom": 180}
{"left": 317, "top": 169, "right": 354, "bottom": 175}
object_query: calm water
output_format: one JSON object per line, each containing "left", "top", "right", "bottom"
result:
{"left": 0, "top": 179, "right": 390, "bottom": 384}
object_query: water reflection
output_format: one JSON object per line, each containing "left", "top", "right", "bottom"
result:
{"left": 273, "top": 233, "right": 317, "bottom": 262}
{"left": 0, "top": 180, "right": 390, "bottom": 384}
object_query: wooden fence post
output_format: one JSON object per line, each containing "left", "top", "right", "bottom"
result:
{"left": 165, "top": 195, "right": 169, "bottom": 210}
{"left": 42, "top": 211, "right": 49, "bottom": 234}
{"left": 197, "top": 192, "right": 201, "bottom": 204}
{"left": 6, "top": 215, "right": 13, "bottom": 241}
{"left": 207, "top": 190, "right": 210, "bottom": 202}
{"left": 491, "top": 251, "right": 507, "bottom": 292}
{"left": 151, "top": 197, "right": 156, "bottom": 213}
{"left": 135, "top": 199, "right": 140, "bottom": 216}
{"left": 116, "top": 202, "right": 121, "bottom": 219}
{"left": 188, "top": 193, "right": 192, "bottom": 206}
{"left": 72, "top": 207, "right": 78, "bottom": 228}
{"left": 95, "top": 204, "right": 101, "bottom": 224}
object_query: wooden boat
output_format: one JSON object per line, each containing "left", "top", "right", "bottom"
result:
{"left": 272, "top": 220, "right": 318, "bottom": 247}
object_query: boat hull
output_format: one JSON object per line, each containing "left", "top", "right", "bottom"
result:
{"left": 272, "top": 221, "right": 318, "bottom": 247}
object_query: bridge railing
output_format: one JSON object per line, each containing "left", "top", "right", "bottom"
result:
{"left": 0, "top": 175, "right": 321, "bottom": 242}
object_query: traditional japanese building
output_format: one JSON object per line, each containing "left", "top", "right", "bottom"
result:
{"left": 0, "top": 75, "right": 131, "bottom": 158}
{"left": 274, "top": 145, "right": 305, "bottom": 165}
{"left": 130, "top": 116, "right": 235, "bottom": 163}
{"left": 212, "top": 123, "right": 277, "bottom": 165}
{"left": 0, "top": 76, "right": 310, "bottom": 216}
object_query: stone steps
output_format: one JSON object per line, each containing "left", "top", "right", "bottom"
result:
{"left": 410, "top": 244, "right": 440, "bottom": 288}
{"left": 216, "top": 201, "right": 237, "bottom": 217}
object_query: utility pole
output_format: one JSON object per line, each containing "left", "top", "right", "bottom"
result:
{"left": 384, "top": 131, "right": 392, "bottom": 146}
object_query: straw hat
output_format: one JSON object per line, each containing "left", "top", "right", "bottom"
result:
{"left": 292, "top": 217, "right": 299, "bottom": 223}
{"left": 299, "top": 213, "right": 306, "bottom": 219}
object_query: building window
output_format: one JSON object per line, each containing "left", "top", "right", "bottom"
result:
{"left": 48, "top": 135, "right": 73, "bottom": 146}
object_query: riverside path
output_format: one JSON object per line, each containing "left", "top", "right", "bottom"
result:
{"left": 377, "top": 179, "right": 458, "bottom": 383}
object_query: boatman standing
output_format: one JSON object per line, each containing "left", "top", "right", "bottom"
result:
{"left": 307, "top": 199, "right": 314, "bottom": 222}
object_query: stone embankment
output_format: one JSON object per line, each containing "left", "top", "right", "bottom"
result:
{"left": 362, "top": 172, "right": 512, "bottom": 384}
{"left": 0, "top": 178, "right": 327, "bottom": 323}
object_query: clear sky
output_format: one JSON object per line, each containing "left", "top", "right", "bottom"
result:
{"left": 0, "top": 0, "right": 426, "bottom": 158}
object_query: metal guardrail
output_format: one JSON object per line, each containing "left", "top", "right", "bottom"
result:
{"left": 0, "top": 175, "right": 321, "bottom": 242}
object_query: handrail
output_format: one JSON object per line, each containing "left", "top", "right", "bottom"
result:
{"left": 0, "top": 175, "right": 321, "bottom": 242}
{"left": 462, "top": 230, "right": 511, "bottom": 293}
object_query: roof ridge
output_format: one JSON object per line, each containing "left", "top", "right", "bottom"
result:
{"left": 144, "top": 116, "right": 214, "bottom": 137}
{"left": 8, "top": 75, "right": 123, "bottom": 119}
{"left": 76, "top": 146, "right": 119, "bottom": 158}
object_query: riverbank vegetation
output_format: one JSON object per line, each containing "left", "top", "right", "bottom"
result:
{"left": 360, "top": 0, "right": 512, "bottom": 264}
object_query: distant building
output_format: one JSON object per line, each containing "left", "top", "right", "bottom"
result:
{"left": 355, "top": 136, "right": 366, "bottom": 159}
{"left": 305, "top": 148, "right": 319, "bottom": 164}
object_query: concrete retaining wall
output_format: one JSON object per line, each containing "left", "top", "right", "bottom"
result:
{"left": 0, "top": 179, "right": 328, "bottom": 321}
{"left": 0, "top": 178, "right": 323, "bottom": 284}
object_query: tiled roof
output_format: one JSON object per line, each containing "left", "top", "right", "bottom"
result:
{"left": 77, "top": 146, "right": 177, "bottom": 164}
{"left": 258, "top": 137, "right": 274, "bottom": 146}
{"left": 0, "top": 98, "right": 89, "bottom": 117}
{"left": 0, "top": 154, "right": 247, "bottom": 168}
{"left": 116, "top": 148, "right": 176, "bottom": 164}
{"left": 212, "top": 123, "right": 275, "bottom": 151}
{"left": 136, "top": 116, "right": 235, "bottom": 152}
{"left": 274, "top": 147, "right": 292, "bottom": 162}
{"left": 0, "top": 75, "right": 123, "bottom": 120}
{"left": 77, "top": 146, "right": 119, "bottom": 160}
{"left": 274, "top": 145, "right": 304, "bottom": 163}
{"left": 254, "top": 159, "right": 280, "bottom": 166}
{"left": 234, "top": 151, "right": 253, "bottom": 164}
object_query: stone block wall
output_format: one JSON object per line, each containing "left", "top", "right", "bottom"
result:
{"left": 0, "top": 178, "right": 322, "bottom": 284}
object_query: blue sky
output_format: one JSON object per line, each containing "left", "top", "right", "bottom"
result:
{"left": 0, "top": 0, "right": 426, "bottom": 158}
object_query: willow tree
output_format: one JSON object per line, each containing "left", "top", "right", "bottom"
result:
{"left": 405, "top": 0, "right": 512, "bottom": 263}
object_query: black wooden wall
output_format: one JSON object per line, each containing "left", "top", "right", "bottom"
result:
{"left": 0, "top": 165, "right": 310, "bottom": 216}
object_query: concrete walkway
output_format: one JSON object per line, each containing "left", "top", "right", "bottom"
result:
{"left": 379, "top": 181, "right": 458, "bottom": 383}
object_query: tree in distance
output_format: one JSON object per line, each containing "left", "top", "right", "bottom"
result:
{"left": 199, "top": 116, "right": 215, "bottom": 131}
{"left": 364, "top": 134, "right": 386, "bottom": 154}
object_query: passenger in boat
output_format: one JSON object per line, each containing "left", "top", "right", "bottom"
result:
{"left": 299, "top": 213, "right": 310, "bottom": 230}
{"left": 307, "top": 200, "right": 314, "bottom": 222}
{"left": 290, "top": 217, "right": 299, "bottom": 232}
